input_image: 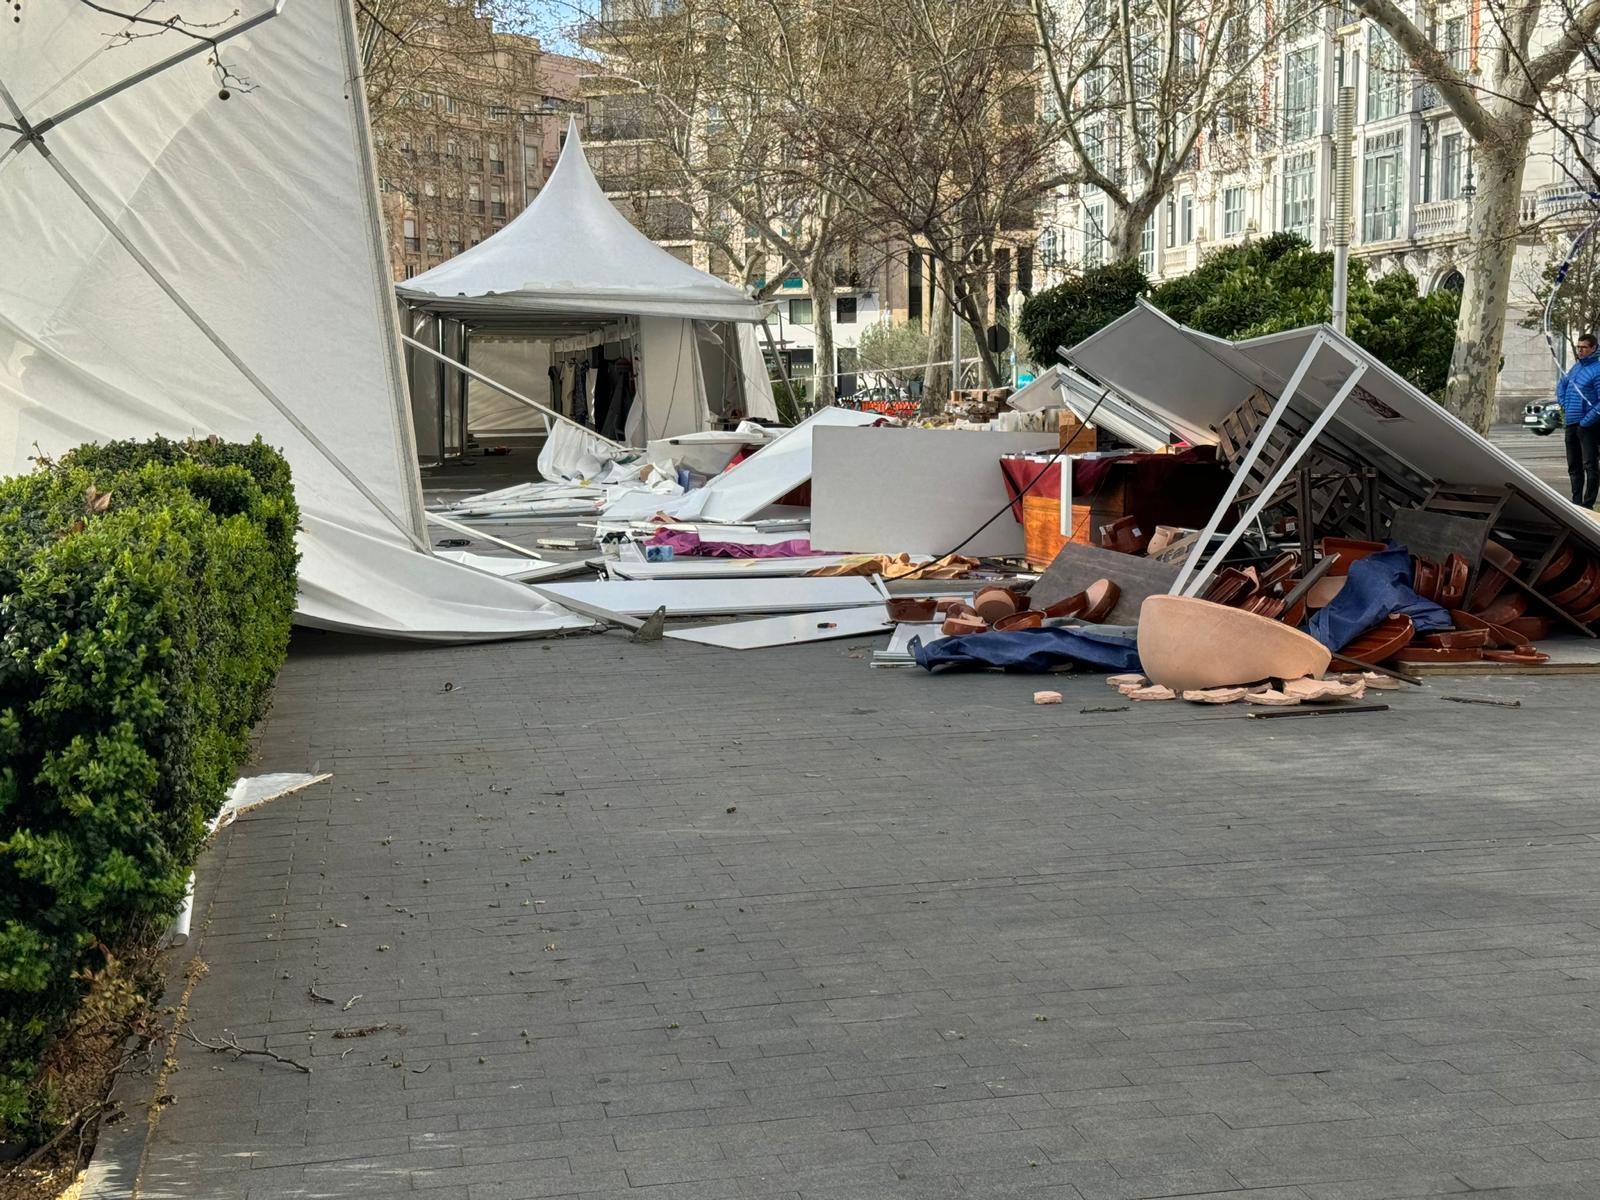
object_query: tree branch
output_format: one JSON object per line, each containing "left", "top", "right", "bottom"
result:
{"left": 1353, "top": 0, "right": 1494, "bottom": 142}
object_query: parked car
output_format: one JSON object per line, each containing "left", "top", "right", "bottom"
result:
{"left": 1524, "top": 400, "right": 1563, "bottom": 436}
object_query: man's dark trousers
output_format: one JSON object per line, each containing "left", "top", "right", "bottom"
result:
{"left": 1567, "top": 422, "right": 1600, "bottom": 506}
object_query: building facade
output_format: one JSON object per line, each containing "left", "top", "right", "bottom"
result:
{"left": 372, "top": 8, "right": 586, "bottom": 282}
{"left": 1038, "top": 1, "right": 1600, "bottom": 411}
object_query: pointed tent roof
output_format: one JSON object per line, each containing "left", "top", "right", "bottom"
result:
{"left": 399, "top": 122, "right": 763, "bottom": 323}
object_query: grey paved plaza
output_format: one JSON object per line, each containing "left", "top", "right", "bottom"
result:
{"left": 93, "top": 620, "right": 1600, "bottom": 1200}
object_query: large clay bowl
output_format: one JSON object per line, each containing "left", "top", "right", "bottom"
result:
{"left": 1413, "top": 558, "right": 1441, "bottom": 603}
{"left": 1450, "top": 608, "right": 1524, "bottom": 649}
{"left": 973, "top": 586, "right": 1022, "bottom": 623}
{"left": 1138, "top": 595, "right": 1331, "bottom": 691}
{"left": 1475, "top": 593, "right": 1528, "bottom": 624}
{"left": 1538, "top": 545, "right": 1575, "bottom": 585}
{"left": 1503, "top": 616, "right": 1553, "bottom": 642}
{"left": 1306, "top": 575, "right": 1347, "bottom": 609}
{"left": 1332, "top": 614, "right": 1414, "bottom": 669}
{"left": 1437, "top": 554, "right": 1470, "bottom": 609}
{"left": 1042, "top": 591, "right": 1088, "bottom": 619}
{"left": 993, "top": 609, "right": 1044, "bottom": 632}
{"left": 1468, "top": 542, "right": 1520, "bottom": 610}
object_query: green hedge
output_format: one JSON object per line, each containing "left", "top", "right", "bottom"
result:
{"left": 0, "top": 437, "right": 298, "bottom": 1138}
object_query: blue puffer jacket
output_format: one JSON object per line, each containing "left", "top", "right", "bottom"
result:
{"left": 1559, "top": 354, "right": 1600, "bottom": 427}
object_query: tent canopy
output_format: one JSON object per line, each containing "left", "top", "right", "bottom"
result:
{"left": 0, "top": 0, "right": 586, "bottom": 640}
{"left": 399, "top": 123, "right": 764, "bottom": 324}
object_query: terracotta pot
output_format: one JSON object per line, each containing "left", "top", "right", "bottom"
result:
{"left": 1260, "top": 551, "right": 1300, "bottom": 590}
{"left": 1137, "top": 595, "right": 1331, "bottom": 692}
{"left": 1421, "top": 628, "right": 1490, "bottom": 649}
{"left": 1043, "top": 591, "right": 1088, "bottom": 619}
{"left": 1202, "top": 567, "right": 1254, "bottom": 607}
{"left": 1549, "top": 558, "right": 1600, "bottom": 608}
{"left": 1305, "top": 575, "right": 1347, "bottom": 609}
{"left": 1079, "top": 578, "right": 1120, "bottom": 623}
{"left": 1572, "top": 593, "right": 1600, "bottom": 625}
{"left": 1467, "top": 541, "right": 1519, "bottom": 610}
{"left": 1099, "top": 515, "right": 1146, "bottom": 555}
{"left": 1390, "top": 646, "right": 1484, "bottom": 663}
{"left": 1413, "top": 558, "right": 1441, "bottom": 603}
{"left": 1437, "top": 554, "right": 1470, "bottom": 609}
{"left": 1484, "top": 648, "right": 1550, "bottom": 664}
{"left": 1281, "top": 598, "right": 1308, "bottom": 628}
{"left": 994, "top": 609, "right": 1045, "bottom": 632}
{"left": 1502, "top": 616, "right": 1553, "bottom": 642}
{"left": 934, "top": 597, "right": 967, "bottom": 615}
{"left": 1243, "top": 595, "right": 1285, "bottom": 619}
{"left": 1320, "top": 537, "right": 1385, "bottom": 576}
{"left": 885, "top": 597, "right": 937, "bottom": 623}
{"left": 1331, "top": 614, "right": 1414, "bottom": 669}
{"left": 1475, "top": 593, "right": 1528, "bottom": 624}
{"left": 1538, "top": 545, "right": 1575, "bottom": 585}
{"left": 941, "top": 613, "right": 989, "bottom": 637}
{"left": 973, "top": 586, "right": 1022, "bottom": 624}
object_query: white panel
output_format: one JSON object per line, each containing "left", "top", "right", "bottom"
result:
{"left": 736, "top": 322, "right": 780, "bottom": 421}
{"left": 692, "top": 406, "right": 885, "bottom": 522}
{"left": 810, "top": 428, "right": 1058, "bottom": 556}
{"left": 637, "top": 317, "right": 710, "bottom": 441}
{"left": 0, "top": 1, "right": 587, "bottom": 640}
{"left": 666, "top": 606, "right": 891, "bottom": 649}
{"left": 536, "top": 577, "right": 882, "bottom": 616}
{"left": 467, "top": 337, "right": 552, "bottom": 433}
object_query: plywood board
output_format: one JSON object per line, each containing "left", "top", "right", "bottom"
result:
{"left": 536, "top": 576, "right": 882, "bottom": 616}
{"left": 810, "top": 428, "right": 1059, "bottom": 556}
{"left": 666, "top": 606, "right": 891, "bottom": 649}
{"left": 1029, "top": 542, "right": 1179, "bottom": 625}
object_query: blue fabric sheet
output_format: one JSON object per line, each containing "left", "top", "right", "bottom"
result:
{"left": 1305, "top": 545, "right": 1452, "bottom": 651}
{"left": 912, "top": 625, "right": 1142, "bottom": 674}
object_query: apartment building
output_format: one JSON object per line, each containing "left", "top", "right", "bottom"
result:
{"left": 371, "top": 5, "right": 586, "bottom": 281}
{"left": 1039, "top": 2, "right": 1600, "bottom": 408}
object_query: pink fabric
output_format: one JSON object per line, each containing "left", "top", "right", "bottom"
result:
{"left": 647, "top": 530, "right": 816, "bottom": 559}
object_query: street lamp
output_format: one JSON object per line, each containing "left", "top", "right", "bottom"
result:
{"left": 1461, "top": 143, "right": 1477, "bottom": 201}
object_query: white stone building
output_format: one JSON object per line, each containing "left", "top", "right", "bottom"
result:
{"left": 1037, "top": 2, "right": 1600, "bottom": 414}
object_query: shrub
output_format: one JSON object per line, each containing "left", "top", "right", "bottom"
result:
{"left": 0, "top": 437, "right": 298, "bottom": 1140}
{"left": 1015, "top": 258, "right": 1150, "bottom": 365}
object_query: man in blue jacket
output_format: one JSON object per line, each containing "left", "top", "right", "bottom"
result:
{"left": 1562, "top": 333, "right": 1600, "bottom": 507}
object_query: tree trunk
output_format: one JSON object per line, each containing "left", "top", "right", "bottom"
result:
{"left": 959, "top": 298, "right": 1004, "bottom": 386}
{"left": 924, "top": 272, "right": 952, "bottom": 414}
{"left": 1107, "top": 195, "right": 1157, "bottom": 264}
{"left": 1446, "top": 141, "right": 1529, "bottom": 433}
{"left": 808, "top": 254, "right": 837, "bottom": 407}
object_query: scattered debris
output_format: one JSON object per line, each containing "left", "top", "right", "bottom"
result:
{"left": 184, "top": 1030, "right": 311, "bottom": 1074}
{"left": 1032, "top": 690, "right": 1063, "bottom": 705}
{"left": 1441, "top": 694, "right": 1523, "bottom": 708}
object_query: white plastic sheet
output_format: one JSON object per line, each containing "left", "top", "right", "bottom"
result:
{"left": 0, "top": 1, "right": 587, "bottom": 641}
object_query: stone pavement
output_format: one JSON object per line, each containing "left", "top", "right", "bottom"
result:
{"left": 97, "top": 629, "right": 1600, "bottom": 1200}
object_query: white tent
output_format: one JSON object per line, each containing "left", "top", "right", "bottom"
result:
{"left": 397, "top": 123, "right": 777, "bottom": 459}
{"left": 0, "top": 0, "right": 587, "bottom": 641}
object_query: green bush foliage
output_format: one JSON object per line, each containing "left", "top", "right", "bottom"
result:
{"left": 0, "top": 437, "right": 298, "bottom": 1139}
{"left": 1019, "top": 235, "right": 1463, "bottom": 398}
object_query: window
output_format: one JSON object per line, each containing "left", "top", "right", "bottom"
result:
{"left": 415, "top": 90, "right": 432, "bottom": 109}
{"left": 1180, "top": 194, "right": 1194, "bottom": 244}
{"left": 423, "top": 180, "right": 437, "bottom": 198}
{"left": 488, "top": 141, "right": 505, "bottom": 174}
{"left": 1366, "top": 27, "right": 1404, "bottom": 121}
{"left": 994, "top": 247, "right": 1011, "bottom": 304}
{"left": 1283, "top": 150, "right": 1316, "bottom": 236}
{"left": 789, "top": 297, "right": 813, "bottom": 324}
{"left": 470, "top": 226, "right": 482, "bottom": 246}
{"left": 468, "top": 181, "right": 483, "bottom": 213}
{"left": 1017, "top": 247, "right": 1033, "bottom": 295}
{"left": 1362, "top": 129, "right": 1404, "bottom": 240}
{"left": 1284, "top": 47, "right": 1319, "bottom": 142}
{"left": 1222, "top": 185, "right": 1245, "bottom": 237}
{"left": 1440, "top": 131, "right": 1464, "bottom": 199}
{"left": 445, "top": 137, "right": 459, "bottom": 162}
{"left": 1139, "top": 214, "right": 1156, "bottom": 274}
{"left": 907, "top": 250, "right": 923, "bottom": 320}
{"left": 1443, "top": 15, "right": 1468, "bottom": 72}
{"left": 445, "top": 95, "right": 459, "bottom": 115}
{"left": 422, "top": 134, "right": 435, "bottom": 155}
{"left": 489, "top": 183, "right": 505, "bottom": 218}
{"left": 426, "top": 236, "right": 441, "bottom": 256}
{"left": 836, "top": 296, "right": 857, "bottom": 324}
{"left": 402, "top": 216, "right": 419, "bottom": 253}
{"left": 1083, "top": 202, "right": 1105, "bottom": 268}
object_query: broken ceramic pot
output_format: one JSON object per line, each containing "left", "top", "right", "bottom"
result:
{"left": 1137, "top": 594, "right": 1332, "bottom": 692}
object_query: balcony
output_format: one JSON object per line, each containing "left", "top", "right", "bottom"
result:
{"left": 1413, "top": 198, "right": 1465, "bottom": 239}
{"left": 1535, "top": 183, "right": 1599, "bottom": 222}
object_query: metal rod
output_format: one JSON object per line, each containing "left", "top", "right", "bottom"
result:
{"left": 435, "top": 316, "right": 450, "bottom": 462}
{"left": 401, "top": 333, "right": 629, "bottom": 451}
{"left": 1183, "top": 358, "right": 1368, "bottom": 597}
{"left": 425, "top": 511, "right": 544, "bottom": 560}
{"left": 1172, "top": 333, "right": 1329, "bottom": 595}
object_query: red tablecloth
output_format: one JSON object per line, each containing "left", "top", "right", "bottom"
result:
{"left": 999, "top": 447, "right": 1230, "bottom": 530}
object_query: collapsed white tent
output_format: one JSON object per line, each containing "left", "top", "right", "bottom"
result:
{"left": 0, "top": 0, "right": 586, "bottom": 641}
{"left": 397, "top": 123, "right": 777, "bottom": 459}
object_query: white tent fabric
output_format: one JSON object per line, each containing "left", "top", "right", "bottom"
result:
{"left": 1067, "top": 302, "right": 1600, "bottom": 553}
{"left": 468, "top": 337, "right": 552, "bottom": 433}
{"left": 737, "top": 325, "right": 780, "bottom": 422}
{"left": 400, "top": 123, "right": 762, "bottom": 322}
{"left": 0, "top": 0, "right": 587, "bottom": 640}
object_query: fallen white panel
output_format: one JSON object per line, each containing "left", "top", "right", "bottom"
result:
{"left": 810, "top": 427, "right": 1057, "bottom": 556}
{"left": 667, "top": 605, "right": 892, "bottom": 649}
{"left": 694, "top": 407, "right": 884, "bottom": 522}
{"left": 1008, "top": 365, "right": 1182, "bottom": 451}
{"left": 609, "top": 554, "right": 857, "bottom": 579}
{"left": 437, "top": 551, "right": 591, "bottom": 582}
{"left": 537, "top": 576, "right": 882, "bottom": 616}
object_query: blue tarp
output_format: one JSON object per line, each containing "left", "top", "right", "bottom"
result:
{"left": 912, "top": 624, "right": 1142, "bottom": 674}
{"left": 1305, "top": 544, "right": 1452, "bottom": 651}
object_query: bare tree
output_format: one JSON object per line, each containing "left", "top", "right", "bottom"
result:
{"left": 1033, "top": 0, "right": 1324, "bottom": 260}
{"left": 1354, "top": 0, "right": 1600, "bottom": 431}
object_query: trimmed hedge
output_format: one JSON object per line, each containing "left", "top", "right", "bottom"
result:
{"left": 0, "top": 437, "right": 298, "bottom": 1139}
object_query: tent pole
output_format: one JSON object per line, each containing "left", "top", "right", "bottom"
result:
{"left": 1181, "top": 357, "right": 1369, "bottom": 597}
{"left": 458, "top": 323, "right": 471, "bottom": 446}
{"left": 401, "top": 333, "right": 630, "bottom": 452}
{"left": 426, "top": 511, "right": 545, "bottom": 560}
{"left": 759, "top": 317, "right": 796, "bottom": 420}
{"left": 435, "top": 316, "right": 452, "bottom": 461}
{"left": 9, "top": 119, "right": 430, "bottom": 553}
{"left": 1170, "top": 332, "right": 1328, "bottom": 596}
